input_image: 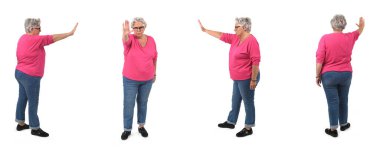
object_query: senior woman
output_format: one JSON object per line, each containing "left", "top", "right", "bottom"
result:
{"left": 316, "top": 15, "right": 365, "bottom": 137}
{"left": 198, "top": 17, "right": 260, "bottom": 137}
{"left": 121, "top": 17, "right": 157, "bottom": 140}
{"left": 15, "top": 18, "right": 78, "bottom": 137}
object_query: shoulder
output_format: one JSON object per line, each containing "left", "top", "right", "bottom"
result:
{"left": 147, "top": 35, "right": 156, "bottom": 43}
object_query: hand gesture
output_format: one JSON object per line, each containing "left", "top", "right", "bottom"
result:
{"left": 356, "top": 17, "right": 365, "bottom": 28}
{"left": 198, "top": 19, "right": 206, "bottom": 32}
{"left": 123, "top": 20, "right": 131, "bottom": 35}
{"left": 69, "top": 23, "right": 78, "bottom": 36}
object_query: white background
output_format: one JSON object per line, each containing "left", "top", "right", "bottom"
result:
{"left": 0, "top": 0, "right": 379, "bottom": 151}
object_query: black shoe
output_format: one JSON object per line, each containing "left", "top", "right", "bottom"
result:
{"left": 31, "top": 128, "right": 49, "bottom": 137}
{"left": 121, "top": 131, "right": 131, "bottom": 140}
{"left": 236, "top": 128, "right": 253, "bottom": 137}
{"left": 218, "top": 121, "right": 235, "bottom": 129}
{"left": 16, "top": 124, "right": 30, "bottom": 131}
{"left": 138, "top": 127, "right": 149, "bottom": 137}
{"left": 340, "top": 123, "right": 351, "bottom": 131}
{"left": 325, "top": 128, "right": 338, "bottom": 137}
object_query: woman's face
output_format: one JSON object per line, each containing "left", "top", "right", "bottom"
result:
{"left": 31, "top": 27, "right": 41, "bottom": 35}
{"left": 234, "top": 23, "right": 244, "bottom": 36}
{"left": 132, "top": 21, "right": 145, "bottom": 38}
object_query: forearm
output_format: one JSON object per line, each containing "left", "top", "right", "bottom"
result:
{"left": 53, "top": 33, "right": 72, "bottom": 42}
{"left": 316, "top": 63, "right": 322, "bottom": 77}
{"left": 154, "top": 60, "right": 157, "bottom": 75}
{"left": 251, "top": 65, "right": 259, "bottom": 80}
{"left": 204, "top": 29, "right": 222, "bottom": 39}
{"left": 123, "top": 33, "right": 129, "bottom": 41}
{"left": 358, "top": 26, "right": 364, "bottom": 35}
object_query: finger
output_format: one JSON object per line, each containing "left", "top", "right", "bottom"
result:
{"left": 126, "top": 20, "right": 130, "bottom": 28}
{"left": 72, "top": 22, "right": 78, "bottom": 30}
{"left": 198, "top": 19, "right": 203, "bottom": 27}
{"left": 317, "top": 81, "right": 320, "bottom": 86}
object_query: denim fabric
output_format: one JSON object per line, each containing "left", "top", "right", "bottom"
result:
{"left": 15, "top": 70, "right": 42, "bottom": 129}
{"left": 321, "top": 71, "right": 352, "bottom": 129}
{"left": 123, "top": 77, "right": 153, "bottom": 131}
{"left": 227, "top": 73, "right": 260, "bottom": 127}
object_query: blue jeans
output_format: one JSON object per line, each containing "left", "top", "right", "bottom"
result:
{"left": 15, "top": 70, "right": 42, "bottom": 129}
{"left": 123, "top": 77, "right": 153, "bottom": 131}
{"left": 321, "top": 71, "right": 352, "bottom": 129}
{"left": 227, "top": 73, "right": 260, "bottom": 127}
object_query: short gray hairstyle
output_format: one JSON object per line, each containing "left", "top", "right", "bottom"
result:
{"left": 235, "top": 17, "right": 251, "bottom": 32}
{"left": 131, "top": 17, "right": 147, "bottom": 28}
{"left": 24, "top": 18, "right": 41, "bottom": 33}
{"left": 330, "top": 14, "right": 347, "bottom": 31}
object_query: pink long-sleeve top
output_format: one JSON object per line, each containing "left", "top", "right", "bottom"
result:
{"left": 16, "top": 34, "right": 54, "bottom": 77}
{"left": 316, "top": 30, "right": 360, "bottom": 74}
{"left": 220, "top": 33, "right": 260, "bottom": 80}
{"left": 123, "top": 34, "right": 157, "bottom": 81}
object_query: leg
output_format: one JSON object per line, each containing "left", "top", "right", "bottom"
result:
{"left": 136, "top": 80, "right": 153, "bottom": 126}
{"left": 322, "top": 72, "right": 339, "bottom": 130}
{"left": 123, "top": 77, "right": 139, "bottom": 131}
{"left": 15, "top": 70, "right": 28, "bottom": 124}
{"left": 25, "top": 75, "right": 42, "bottom": 129}
{"left": 239, "top": 79, "right": 256, "bottom": 128}
{"left": 227, "top": 81, "right": 242, "bottom": 125}
{"left": 338, "top": 72, "right": 352, "bottom": 126}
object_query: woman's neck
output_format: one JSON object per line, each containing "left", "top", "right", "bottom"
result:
{"left": 238, "top": 32, "right": 250, "bottom": 41}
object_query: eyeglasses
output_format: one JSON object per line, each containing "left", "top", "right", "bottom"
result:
{"left": 132, "top": 26, "right": 145, "bottom": 30}
{"left": 33, "top": 27, "right": 41, "bottom": 31}
{"left": 234, "top": 26, "right": 241, "bottom": 29}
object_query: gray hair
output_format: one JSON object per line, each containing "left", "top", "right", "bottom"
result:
{"left": 24, "top": 18, "right": 41, "bottom": 33}
{"left": 131, "top": 17, "right": 147, "bottom": 28}
{"left": 235, "top": 17, "right": 251, "bottom": 32}
{"left": 330, "top": 14, "right": 347, "bottom": 31}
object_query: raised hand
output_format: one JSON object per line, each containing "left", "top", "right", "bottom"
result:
{"left": 198, "top": 19, "right": 206, "bottom": 32}
{"left": 356, "top": 17, "right": 365, "bottom": 34}
{"left": 123, "top": 20, "right": 131, "bottom": 35}
{"left": 69, "top": 23, "right": 78, "bottom": 36}
{"left": 122, "top": 20, "right": 131, "bottom": 41}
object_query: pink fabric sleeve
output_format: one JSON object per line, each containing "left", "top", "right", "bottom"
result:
{"left": 39, "top": 35, "right": 54, "bottom": 46}
{"left": 220, "top": 33, "right": 235, "bottom": 44}
{"left": 351, "top": 30, "right": 360, "bottom": 41}
{"left": 248, "top": 39, "right": 261, "bottom": 66}
{"left": 152, "top": 37, "right": 158, "bottom": 63}
{"left": 316, "top": 36, "right": 326, "bottom": 64}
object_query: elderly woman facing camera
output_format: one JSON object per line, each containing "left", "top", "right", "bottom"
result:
{"left": 121, "top": 17, "right": 157, "bottom": 140}
{"left": 15, "top": 18, "right": 78, "bottom": 137}
{"left": 198, "top": 17, "right": 260, "bottom": 137}
{"left": 316, "top": 15, "right": 365, "bottom": 137}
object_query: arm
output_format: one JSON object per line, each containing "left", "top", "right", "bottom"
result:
{"left": 52, "top": 23, "right": 78, "bottom": 42}
{"left": 316, "top": 36, "right": 326, "bottom": 87}
{"left": 316, "top": 63, "right": 323, "bottom": 87}
{"left": 153, "top": 59, "right": 157, "bottom": 83}
{"left": 198, "top": 20, "right": 222, "bottom": 39}
{"left": 250, "top": 65, "right": 259, "bottom": 90}
{"left": 122, "top": 20, "right": 131, "bottom": 41}
{"left": 356, "top": 17, "right": 365, "bottom": 35}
